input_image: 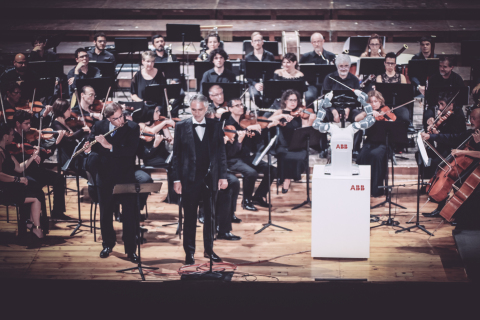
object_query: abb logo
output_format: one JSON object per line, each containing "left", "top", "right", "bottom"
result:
{"left": 350, "top": 185, "right": 365, "bottom": 191}
{"left": 336, "top": 144, "right": 348, "bottom": 150}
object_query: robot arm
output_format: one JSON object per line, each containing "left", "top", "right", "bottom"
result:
{"left": 351, "top": 90, "right": 376, "bottom": 132}
{"left": 313, "top": 91, "right": 333, "bottom": 133}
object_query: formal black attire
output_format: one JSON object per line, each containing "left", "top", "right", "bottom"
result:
{"left": 410, "top": 52, "right": 438, "bottom": 88}
{"left": 425, "top": 71, "right": 464, "bottom": 111}
{"left": 67, "top": 66, "right": 101, "bottom": 98}
{"left": 245, "top": 50, "right": 275, "bottom": 107}
{"left": 28, "top": 50, "right": 59, "bottom": 62}
{"left": 300, "top": 49, "right": 336, "bottom": 106}
{"left": 153, "top": 54, "right": 185, "bottom": 117}
{"left": 131, "top": 69, "right": 167, "bottom": 102}
{"left": 154, "top": 51, "right": 177, "bottom": 63}
{"left": 0, "top": 68, "right": 40, "bottom": 99}
{"left": 200, "top": 68, "right": 236, "bottom": 93}
{"left": 171, "top": 117, "right": 227, "bottom": 255}
{"left": 85, "top": 119, "right": 139, "bottom": 254}
{"left": 51, "top": 120, "right": 89, "bottom": 168}
{"left": 87, "top": 48, "right": 116, "bottom": 64}
{"left": 275, "top": 116, "right": 307, "bottom": 183}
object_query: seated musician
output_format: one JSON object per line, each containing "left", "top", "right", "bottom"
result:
{"left": 28, "top": 35, "right": 59, "bottom": 62}
{"left": 131, "top": 51, "right": 167, "bottom": 102}
{"left": 274, "top": 53, "right": 305, "bottom": 81}
{"left": 67, "top": 48, "right": 102, "bottom": 98}
{"left": 197, "top": 32, "right": 221, "bottom": 61}
{"left": 268, "top": 89, "right": 315, "bottom": 193}
{"left": 2, "top": 83, "right": 22, "bottom": 120}
{"left": 419, "top": 56, "right": 463, "bottom": 97}
{"left": 87, "top": 32, "right": 115, "bottom": 64}
{"left": 199, "top": 48, "right": 236, "bottom": 93}
{"left": 207, "top": 85, "right": 227, "bottom": 119}
{"left": 152, "top": 34, "right": 176, "bottom": 62}
{"left": 355, "top": 90, "right": 393, "bottom": 197}
{"left": 245, "top": 32, "right": 275, "bottom": 107}
{"left": 51, "top": 98, "right": 91, "bottom": 167}
{"left": 12, "top": 110, "right": 69, "bottom": 220}
{"left": 300, "top": 32, "right": 336, "bottom": 106}
{"left": 224, "top": 98, "right": 277, "bottom": 210}
{"left": 420, "top": 108, "right": 480, "bottom": 224}
{"left": 411, "top": 36, "right": 438, "bottom": 95}
{"left": 72, "top": 85, "right": 103, "bottom": 123}
{"left": 0, "top": 53, "right": 39, "bottom": 86}
{"left": 360, "top": 34, "right": 386, "bottom": 58}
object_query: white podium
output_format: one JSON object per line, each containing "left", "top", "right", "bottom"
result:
{"left": 311, "top": 165, "right": 371, "bottom": 259}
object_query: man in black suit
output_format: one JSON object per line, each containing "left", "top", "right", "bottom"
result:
{"left": 172, "top": 94, "right": 228, "bottom": 265}
{"left": 84, "top": 103, "right": 140, "bottom": 262}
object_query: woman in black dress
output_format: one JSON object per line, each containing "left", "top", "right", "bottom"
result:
{"left": 0, "top": 123, "right": 45, "bottom": 238}
{"left": 131, "top": 51, "right": 167, "bottom": 102}
{"left": 269, "top": 89, "right": 315, "bottom": 193}
{"left": 273, "top": 53, "right": 305, "bottom": 82}
{"left": 51, "top": 98, "right": 91, "bottom": 167}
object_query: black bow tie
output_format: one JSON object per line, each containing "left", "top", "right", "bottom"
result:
{"left": 193, "top": 123, "right": 206, "bottom": 128}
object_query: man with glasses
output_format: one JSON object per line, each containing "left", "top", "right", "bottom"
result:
{"left": 245, "top": 32, "right": 275, "bottom": 108}
{"left": 207, "top": 85, "right": 227, "bottom": 119}
{"left": 87, "top": 32, "right": 115, "bottom": 64}
{"left": 3, "top": 83, "right": 22, "bottom": 116}
{"left": 300, "top": 32, "right": 336, "bottom": 107}
{"left": 67, "top": 48, "right": 102, "bottom": 98}
{"left": 0, "top": 53, "right": 39, "bottom": 89}
{"left": 71, "top": 85, "right": 103, "bottom": 122}
{"left": 83, "top": 103, "right": 141, "bottom": 262}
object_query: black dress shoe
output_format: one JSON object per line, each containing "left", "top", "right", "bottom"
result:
{"left": 114, "top": 211, "right": 122, "bottom": 222}
{"left": 242, "top": 199, "right": 257, "bottom": 211}
{"left": 51, "top": 212, "right": 73, "bottom": 221}
{"left": 185, "top": 253, "right": 195, "bottom": 265}
{"left": 231, "top": 214, "right": 242, "bottom": 223}
{"left": 100, "top": 247, "right": 113, "bottom": 258}
{"left": 450, "top": 221, "right": 457, "bottom": 226}
{"left": 252, "top": 196, "right": 271, "bottom": 208}
{"left": 282, "top": 188, "right": 289, "bottom": 194}
{"left": 128, "top": 252, "right": 139, "bottom": 263}
{"left": 204, "top": 251, "right": 222, "bottom": 263}
{"left": 217, "top": 232, "right": 241, "bottom": 241}
{"left": 198, "top": 216, "right": 205, "bottom": 224}
{"left": 422, "top": 208, "right": 441, "bottom": 217}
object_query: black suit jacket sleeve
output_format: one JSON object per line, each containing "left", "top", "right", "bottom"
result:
{"left": 171, "top": 121, "right": 183, "bottom": 182}
{"left": 215, "top": 121, "right": 228, "bottom": 180}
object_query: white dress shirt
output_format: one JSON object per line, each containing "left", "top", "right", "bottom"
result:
{"left": 192, "top": 117, "right": 206, "bottom": 141}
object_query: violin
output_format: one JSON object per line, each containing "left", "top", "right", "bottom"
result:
{"left": 6, "top": 142, "right": 51, "bottom": 156}
{"left": 375, "top": 106, "right": 397, "bottom": 122}
{"left": 288, "top": 106, "right": 314, "bottom": 120}
{"left": 428, "top": 110, "right": 453, "bottom": 133}
{"left": 66, "top": 112, "right": 94, "bottom": 129}
{"left": 15, "top": 100, "right": 44, "bottom": 114}
{"left": 139, "top": 131, "right": 156, "bottom": 142}
{"left": 25, "top": 128, "right": 61, "bottom": 142}
{"left": 153, "top": 116, "right": 181, "bottom": 129}
{"left": 223, "top": 124, "right": 255, "bottom": 142}
{"left": 239, "top": 112, "right": 271, "bottom": 130}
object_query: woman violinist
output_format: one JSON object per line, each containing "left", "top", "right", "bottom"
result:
{"left": 268, "top": 89, "right": 316, "bottom": 193}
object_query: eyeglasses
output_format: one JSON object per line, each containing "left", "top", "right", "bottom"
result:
{"left": 110, "top": 114, "right": 123, "bottom": 122}
{"left": 252, "top": 40, "right": 264, "bottom": 43}
{"left": 210, "top": 93, "right": 223, "bottom": 97}
{"left": 369, "top": 43, "right": 381, "bottom": 47}
{"left": 232, "top": 103, "right": 243, "bottom": 108}
{"left": 14, "top": 61, "right": 27, "bottom": 65}
{"left": 84, "top": 93, "right": 96, "bottom": 97}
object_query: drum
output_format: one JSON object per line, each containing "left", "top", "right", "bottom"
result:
{"left": 282, "top": 31, "right": 300, "bottom": 58}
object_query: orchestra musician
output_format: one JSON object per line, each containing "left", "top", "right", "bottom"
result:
{"left": 0, "top": 122, "right": 45, "bottom": 239}
{"left": 199, "top": 48, "right": 236, "bottom": 93}
{"left": 207, "top": 85, "right": 227, "bottom": 119}
{"left": 12, "top": 110, "right": 69, "bottom": 220}
{"left": 411, "top": 36, "right": 438, "bottom": 95}
{"left": 152, "top": 34, "right": 176, "bottom": 62}
{"left": 87, "top": 32, "right": 115, "bottom": 64}
{"left": 131, "top": 51, "right": 167, "bottom": 102}
{"left": 268, "top": 89, "right": 315, "bottom": 193}
{"left": 67, "top": 48, "right": 102, "bottom": 98}
{"left": 300, "top": 32, "right": 336, "bottom": 107}
{"left": 83, "top": 103, "right": 141, "bottom": 262}
{"left": 72, "top": 85, "right": 103, "bottom": 122}
{"left": 28, "top": 35, "right": 59, "bottom": 62}
{"left": 360, "top": 34, "right": 386, "bottom": 58}
{"left": 197, "top": 32, "right": 221, "bottom": 61}
{"left": 172, "top": 94, "right": 228, "bottom": 265}
{"left": 225, "top": 98, "right": 278, "bottom": 210}
{"left": 419, "top": 56, "right": 464, "bottom": 98}
{"left": 245, "top": 32, "right": 275, "bottom": 108}
{"left": 274, "top": 53, "right": 305, "bottom": 82}
{"left": 0, "top": 53, "right": 39, "bottom": 88}
{"left": 2, "top": 83, "right": 22, "bottom": 119}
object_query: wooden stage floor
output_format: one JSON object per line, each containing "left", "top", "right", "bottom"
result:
{"left": 0, "top": 176, "right": 468, "bottom": 282}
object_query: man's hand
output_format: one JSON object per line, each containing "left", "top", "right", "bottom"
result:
{"left": 427, "top": 124, "right": 438, "bottom": 134}
{"left": 237, "top": 130, "right": 246, "bottom": 143}
{"left": 75, "top": 61, "right": 86, "bottom": 74}
{"left": 218, "top": 179, "right": 228, "bottom": 190}
{"left": 44, "top": 105, "right": 53, "bottom": 115}
{"left": 452, "top": 149, "right": 464, "bottom": 157}
{"left": 255, "top": 83, "right": 263, "bottom": 92}
{"left": 32, "top": 45, "right": 42, "bottom": 52}
{"left": 174, "top": 181, "right": 182, "bottom": 194}
{"left": 19, "top": 177, "right": 28, "bottom": 185}
{"left": 68, "top": 77, "right": 74, "bottom": 86}
{"left": 223, "top": 135, "right": 233, "bottom": 144}
{"left": 421, "top": 132, "right": 430, "bottom": 141}
{"left": 92, "top": 112, "right": 103, "bottom": 121}
{"left": 95, "top": 135, "right": 112, "bottom": 150}
{"left": 247, "top": 124, "right": 262, "bottom": 133}
{"left": 418, "top": 86, "right": 426, "bottom": 96}
{"left": 267, "top": 119, "right": 280, "bottom": 128}
{"left": 83, "top": 141, "right": 92, "bottom": 154}
{"left": 473, "top": 129, "right": 480, "bottom": 144}
{"left": 83, "top": 126, "right": 91, "bottom": 132}
{"left": 426, "top": 117, "right": 435, "bottom": 126}
{"left": 55, "top": 130, "right": 66, "bottom": 145}
{"left": 473, "top": 83, "right": 480, "bottom": 95}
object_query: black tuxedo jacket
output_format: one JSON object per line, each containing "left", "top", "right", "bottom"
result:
{"left": 172, "top": 117, "right": 227, "bottom": 191}
{"left": 88, "top": 119, "right": 139, "bottom": 185}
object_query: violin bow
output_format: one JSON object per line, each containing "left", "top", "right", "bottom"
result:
{"left": 30, "top": 88, "right": 36, "bottom": 113}
{"left": 74, "top": 88, "right": 87, "bottom": 128}
{"left": 21, "top": 129, "right": 26, "bottom": 179}
{"left": 100, "top": 86, "right": 111, "bottom": 118}
{"left": 0, "top": 91, "right": 7, "bottom": 123}
{"left": 379, "top": 99, "right": 416, "bottom": 115}
{"left": 432, "top": 90, "right": 460, "bottom": 124}
{"left": 328, "top": 76, "right": 354, "bottom": 91}
{"left": 164, "top": 88, "right": 172, "bottom": 120}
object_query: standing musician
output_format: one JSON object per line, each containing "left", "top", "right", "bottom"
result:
{"left": 197, "top": 33, "right": 221, "bottom": 61}
{"left": 172, "top": 94, "right": 228, "bottom": 265}
{"left": 83, "top": 103, "right": 141, "bottom": 262}
{"left": 67, "top": 48, "right": 102, "bottom": 98}
{"left": 72, "top": 85, "right": 103, "bottom": 122}
{"left": 152, "top": 34, "right": 177, "bottom": 62}
{"left": 300, "top": 32, "right": 336, "bottom": 106}
{"left": 131, "top": 51, "right": 167, "bottom": 102}
{"left": 225, "top": 98, "right": 278, "bottom": 210}
{"left": 28, "top": 35, "right": 59, "bottom": 62}
{"left": 12, "top": 110, "right": 69, "bottom": 220}
{"left": 420, "top": 108, "right": 480, "bottom": 224}
{"left": 245, "top": 32, "right": 275, "bottom": 107}
{"left": 87, "top": 32, "right": 116, "bottom": 64}
{"left": 268, "top": 90, "right": 315, "bottom": 193}
{"left": 199, "top": 48, "right": 236, "bottom": 93}
{"left": 207, "top": 85, "right": 228, "bottom": 119}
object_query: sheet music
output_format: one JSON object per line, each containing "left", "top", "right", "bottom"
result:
{"left": 253, "top": 136, "right": 277, "bottom": 166}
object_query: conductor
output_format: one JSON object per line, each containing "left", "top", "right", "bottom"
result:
{"left": 172, "top": 94, "right": 228, "bottom": 265}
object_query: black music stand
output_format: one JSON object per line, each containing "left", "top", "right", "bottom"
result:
{"left": 461, "top": 40, "right": 480, "bottom": 67}
{"left": 264, "top": 80, "right": 306, "bottom": 99}
{"left": 145, "top": 83, "right": 182, "bottom": 105}
{"left": 115, "top": 183, "right": 161, "bottom": 281}
{"left": 254, "top": 134, "right": 292, "bottom": 234}
{"left": 358, "top": 57, "right": 385, "bottom": 75}
{"left": 330, "top": 89, "right": 360, "bottom": 128}
{"left": 289, "top": 127, "right": 323, "bottom": 210}
{"left": 26, "top": 78, "right": 56, "bottom": 100}
{"left": 154, "top": 62, "right": 181, "bottom": 80}
{"left": 407, "top": 59, "right": 439, "bottom": 86}
{"left": 202, "top": 82, "right": 243, "bottom": 102}
{"left": 114, "top": 37, "right": 149, "bottom": 80}
{"left": 89, "top": 61, "right": 116, "bottom": 79}
{"left": 28, "top": 61, "right": 64, "bottom": 78}
{"left": 369, "top": 122, "right": 408, "bottom": 215}
{"left": 194, "top": 61, "right": 233, "bottom": 91}
{"left": 76, "top": 77, "right": 114, "bottom": 100}
{"left": 300, "top": 64, "right": 337, "bottom": 87}
{"left": 396, "top": 153, "right": 434, "bottom": 235}
{"left": 376, "top": 83, "right": 415, "bottom": 119}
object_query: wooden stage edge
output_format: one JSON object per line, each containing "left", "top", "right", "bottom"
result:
{"left": 0, "top": 176, "right": 470, "bottom": 283}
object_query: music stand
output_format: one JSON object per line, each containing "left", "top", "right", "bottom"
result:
{"left": 330, "top": 89, "right": 360, "bottom": 128}
{"left": 347, "top": 36, "right": 371, "bottom": 57}
{"left": 115, "top": 183, "right": 162, "bottom": 281}
{"left": 289, "top": 127, "right": 323, "bottom": 210}
{"left": 264, "top": 80, "right": 307, "bottom": 100}
{"left": 144, "top": 83, "right": 182, "bottom": 105}
{"left": 27, "top": 61, "right": 64, "bottom": 79}
{"left": 407, "top": 59, "right": 439, "bottom": 86}
{"left": 376, "top": 83, "right": 415, "bottom": 122}
{"left": 202, "top": 82, "right": 243, "bottom": 102}
{"left": 461, "top": 40, "right": 480, "bottom": 67}
{"left": 194, "top": 61, "right": 233, "bottom": 91}
{"left": 358, "top": 57, "right": 386, "bottom": 75}
{"left": 26, "top": 78, "right": 56, "bottom": 100}
{"left": 88, "top": 61, "right": 116, "bottom": 79}
{"left": 114, "top": 37, "right": 149, "bottom": 80}
{"left": 425, "top": 86, "right": 470, "bottom": 112}
{"left": 368, "top": 122, "right": 408, "bottom": 215}
{"left": 300, "top": 64, "right": 337, "bottom": 86}
{"left": 243, "top": 40, "right": 279, "bottom": 56}
{"left": 76, "top": 77, "right": 114, "bottom": 100}
{"left": 154, "top": 62, "right": 181, "bottom": 80}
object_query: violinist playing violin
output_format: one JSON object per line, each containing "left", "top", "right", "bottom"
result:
{"left": 207, "top": 85, "right": 228, "bottom": 119}
{"left": 225, "top": 98, "right": 278, "bottom": 210}
{"left": 2, "top": 83, "right": 22, "bottom": 122}
{"left": 71, "top": 85, "right": 103, "bottom": 124}
{"left": 421, "top": 108, "right": 480, "bottom": 223}
{"left": 11, "top": 110, "right": 69, "bottom": 220}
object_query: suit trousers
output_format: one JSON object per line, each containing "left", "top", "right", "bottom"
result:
{"left": 216, "top": 173, "right": 240, "bottom": 233}
{"left": 227, "top": 157, "right": 276, "bottom": 200}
